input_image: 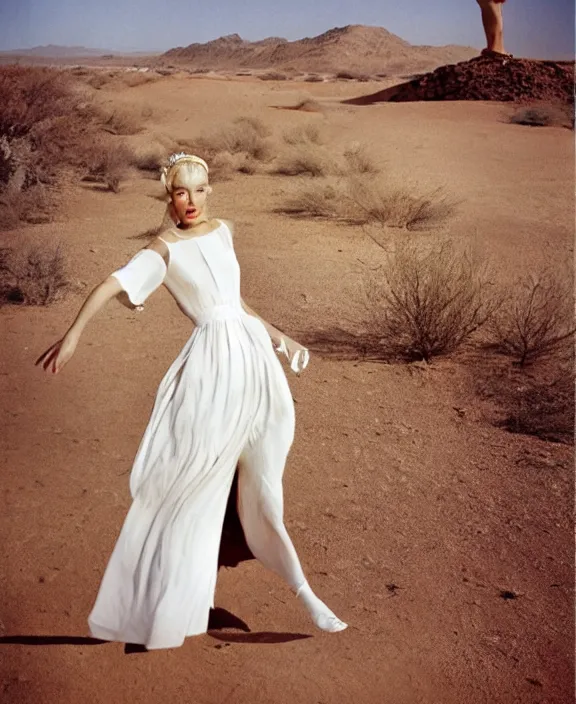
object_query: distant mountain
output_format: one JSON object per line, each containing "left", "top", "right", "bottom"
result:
{"left": 160, "top": 25, "right": 477, "bottom": 75}
{"left": 0, "top": 45, "right": 159, "bottom": 57}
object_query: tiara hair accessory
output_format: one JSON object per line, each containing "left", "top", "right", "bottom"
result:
{"left": 166, "top": 153, "right": 209, "bottom": 173}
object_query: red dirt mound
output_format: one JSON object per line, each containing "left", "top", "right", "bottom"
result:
{"left": 344, "top": 56, "right": 575, "bottom": 105}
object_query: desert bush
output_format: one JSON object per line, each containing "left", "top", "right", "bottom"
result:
{"left": 233, "top": 116, "right": 272, "bottom": 138}
{"left": 101, "top": 107, "right": 143, "bottom": 136}
{"left": 363, "top": 241, "right": 498, "bottom": 361}
{"left": 82, "top": 139, "right": 134, "bottom": 192}
{"left": 274, "top": 146, "right": 338, "bottom": 177}
{"left": 304, "top": 75, "right": 324, "bottom": 83}
{"left": 259, "top": 72, "right": 288, "bottom": 81}
{"left": 488, "top": 269, "right": 574, "bottom": 366}
{"left": 120, "top": 72, "right": 159, "bottom": 88}
{"left": 347, "top": 178, "right": 455, "bottom": 230}
{"left": 278, "top": 181, "right": 340, "bottom": 218}
{"left": 343, "top": 144, "right": 381, "bottom": 175}
{"left": 336, "top": 70, "right": 370, "bottom": 81}
{"left": 188, "top": 120, "right": 275, "bottom": 171}
{"left": 282, "top": 123, "right": 325, "bottom": 146}
{"left": 132, "top": 147, "right": 164, "bottom": 173}
{"left": 509, "top": 103, "right": 572, "bottom": 128}
{"left": 0, "top": 184, "right": 52, "bottom": 230}
{"left": 0, "top": 242, "right": 69, "bottom": 306}
{"left": 86, "top": 72, "right": 112, "bottom": 90}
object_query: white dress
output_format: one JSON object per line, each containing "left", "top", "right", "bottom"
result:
{"left": 88, "top": 221, "right": 308, "bottom": 649}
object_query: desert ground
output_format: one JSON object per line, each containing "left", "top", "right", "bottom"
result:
{"left": 0, "top": 70, "right": 574, "bottom": 704}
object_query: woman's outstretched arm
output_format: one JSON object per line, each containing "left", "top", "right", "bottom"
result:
{"left": 36, "top": 276, "right": 123, "bottom": 375}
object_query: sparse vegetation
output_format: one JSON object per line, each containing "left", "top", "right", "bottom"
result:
{"left": 259, "top": 72, "right": 288, "bottom": 81}
{"left": 343, "top": 144, "right": 381, "bottom": 174}
{"left": 278, "top": 180, "right": 340, "bottom": 218}
{"left": 488, "top": 269, "right": 574, "bottom": 366}
{"left": 347, "top": 179, "right": 456, "bottom": 230}
{"left": 279, "top": 175, "right": 454, "bottom": 229}
{"left": 361, "top": 241, "right": 498, "bottom": 362}
{"left": 101, "top": 107, "right": 143, "bottom": 136}
{"left": 0, "top": 242, "right": 69, "bottom": 306}
{"left": 82, "top": 139, "right": 135, "bottom": 193}
{"left": 0, "top": 66, "right": 137, "bottom": 227}
{"left": 509, "top": 103, "right": 573, "bottom": 129}
{"left": 283, "top": 123, "right": 325, "bottom": 146}
{"left": 274, "top": 147, "right": 338, "bottom": 177}
{"left": 177, "top": 118, "right": 275, "bottom": 179}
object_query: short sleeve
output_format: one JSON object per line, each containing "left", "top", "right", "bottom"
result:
{"left": 110, "top": 249, "right": 167, "bottom": 310}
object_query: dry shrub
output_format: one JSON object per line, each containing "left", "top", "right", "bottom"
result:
{"left": 259, "top": 72, "right": 288, "bottom": 81}
{"left": 121, "top": 71, "right": 160, "bottom": 88}
{"left": 336, "top": 70, "right": 369, "bottom": 81}
{"left": 283, "top": 123, "right": 325, "bottom": 146}
{"left": 0, "top": 184, "right": 53, "bottom": 230}
{"left": 279, "top": 176, "right": 455, "bottom": 229}
{"left": 274, "top": 146, "right": 338, "bottom": 177}
{"left": 278, "top": 181, "right": 340, "bottom": 218}
{"left": 348, "top": 178, "right": 456, "bottom": 230}
{"left": 233, "top": 116, "right": 272, "bottom": 138}
{"left": 0, "top": 242, "right": 69, "bottom": 306}
{"left": 343, "top": 144, "right": 381, "bottom": 175}
{"left": 363, "top": 241, "right": 498, "bottom": 361}
{"left": 304, "top": 75, "right": 324, "bottom": 83}
{"left": 82, "top": 139, "right": 134, "bottom": 192}
{"left": 101, "top": 107, "right": 143, "bottom": 136}
{"left": 509, "top": 103, "right": 573, "bottom": 129}
{"left": 488, "top": 269, "right": 574, "bottom": 366}
{"left": 185, "top": 119, "right": 275, "bottom": 175}
{"left": 133, "top": 147, "right": 164, "bottom": 174}
{"left": 86, "top": 72, "right": 112, "bottom": 90}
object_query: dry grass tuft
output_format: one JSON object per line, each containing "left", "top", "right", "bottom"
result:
{"left": 509, "top": 103, "right": 573, "bottom": 129}
{"left": 101, "top": 107, "right": 143, "bottom": 136}
{"left": 282, "top": 123, "right": 325, "bottom": 146}
{"left": 232, "top": 116, "right": 272, "bottom": 138}
{"left": 290, "top": 99, "right": 323, "bottom": 113}
{"left": 343, "top": 144, "right": 381, "bottom": 174}
{"left": 274, "top": 146, "right": 338, "bottom": 177}
{"left": 82, "top": 139, "right": 135, "bottom": 192}
{"left": 488, "top": 268, "right": 574, "bottom": 366}
{"left": 259, "top": 72, "right": 288, "bottom": 81}
{"left": 277, "top": 180, "right": 340, "bottom": 218}
{"left": 347, "top": 178, "right": 456, "bottom": 230}
{"left": 0, "top": 242, "right": 69, "bottom": 306}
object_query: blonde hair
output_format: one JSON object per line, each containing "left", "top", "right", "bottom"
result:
{"left": 160, "top": 154, "right": 210, "bottom": 194}
{"left": 159, "top": 153, "right": 212, "bottom": 229}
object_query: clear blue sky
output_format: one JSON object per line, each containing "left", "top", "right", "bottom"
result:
{"left": 0, "top": 0, "right": 573, "bottom": 59}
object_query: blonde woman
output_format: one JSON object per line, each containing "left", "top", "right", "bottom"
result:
{"left": 36, "top": 153, "right": 347, "bottom": 650}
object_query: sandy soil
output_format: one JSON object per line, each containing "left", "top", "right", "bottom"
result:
{"left": 0, "top": 75, "right": 573, "bottom": 704}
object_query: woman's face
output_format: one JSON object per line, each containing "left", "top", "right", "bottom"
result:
{"left": 170, "top": 175, "right": 210, "bottom": 228}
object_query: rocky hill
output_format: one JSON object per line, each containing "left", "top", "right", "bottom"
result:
{"left": 344, "top": 55, "right": 575, "bottom": 104}
{"left": 160, "top": 25, "right": 477, "bottom": 75}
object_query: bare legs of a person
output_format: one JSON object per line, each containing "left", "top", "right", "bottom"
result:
{"left": 476, "top": 0, "right": 512, "bottom": 57}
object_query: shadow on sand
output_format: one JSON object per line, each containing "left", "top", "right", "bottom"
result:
{"left": 0, "top": 473, "right": 309, "bottom": 653}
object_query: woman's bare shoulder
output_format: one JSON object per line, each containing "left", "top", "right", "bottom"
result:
{"left": 144, "top": 236, "right": 170, "bottom": 264}
{"left": 219, "top": 218, "right": 235, "bottom": 237}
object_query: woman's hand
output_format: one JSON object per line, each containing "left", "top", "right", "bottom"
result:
{"left": 35, "top": 333, "right": 78, "bottom": 375}
{"left": 275, "top": 337, "right": 310, "bottom": 374}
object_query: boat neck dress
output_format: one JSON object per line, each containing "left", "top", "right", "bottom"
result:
{"left": 88, "top": 220, "right": 308, "bottom": 650}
